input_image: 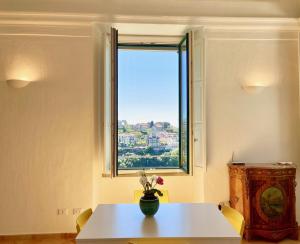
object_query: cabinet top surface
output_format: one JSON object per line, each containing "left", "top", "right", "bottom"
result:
{"left": 228, "top": 162, "right": 296, "bottom": 169}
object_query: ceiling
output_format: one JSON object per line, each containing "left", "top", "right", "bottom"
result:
{"left": 0, "top": 0, "right": 300, "bottom": 18}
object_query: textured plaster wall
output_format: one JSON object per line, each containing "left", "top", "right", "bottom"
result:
{"left": 0, "top": 33, "right": 94, "bottom": 234}
{"left": 1, "top": 0, "right": 300, "bottom": 18}
{"left": 0, "top": 25, "right": 299, "bottom": 235}
{"left": 93, "top": 31, "right": 300, "bottom": 224}
{"left": 204, "top": 33, "right": 300, "bottom": 222}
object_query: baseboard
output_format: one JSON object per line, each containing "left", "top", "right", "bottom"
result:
{"left": 0, "top": 233, "right": 77, "bottom": 240}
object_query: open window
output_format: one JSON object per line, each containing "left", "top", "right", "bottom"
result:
{"left": 178, "top": 34, "right": 190, "bottom": 173}
{"left": 106, "top": 28, "right": 192, "bottom": 176}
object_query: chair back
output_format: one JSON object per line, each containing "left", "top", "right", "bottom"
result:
{"left": 76, "top": 208, "right": 93, "bottom": 233}
{"left": 221, "top": 205, "right": 245, "bottom": 237}
{"left": 134, "top": 189, "right": 169, "bottom": 203}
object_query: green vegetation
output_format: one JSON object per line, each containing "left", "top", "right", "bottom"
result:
{"left": 118, "top": 149, "right": 179, "bottom": 169}
{"left": 118, "top": 120, "right": 179, "bottom": 169}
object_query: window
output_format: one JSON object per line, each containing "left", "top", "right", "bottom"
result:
{"left": 107, "top": 28, "right": 192, "bottom": 176}
{"left": 118, "top": 46, "right": 180, "bottom": 171}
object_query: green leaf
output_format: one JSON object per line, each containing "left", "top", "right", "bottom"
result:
{"left": 155, "top": 189, "right": 163, "bottom": 196}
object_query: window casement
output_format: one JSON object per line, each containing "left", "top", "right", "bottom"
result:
{"left": 103, "top": 28, "right": 206, "bottom": 177}
{"left": 178, "top": 34, "right": 190, "bottom": 173}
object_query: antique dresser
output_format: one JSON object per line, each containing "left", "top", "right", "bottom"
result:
{"left": 228, "top": 163, "right": 298, "bottom": 241}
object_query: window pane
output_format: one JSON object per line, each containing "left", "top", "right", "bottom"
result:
{"left": 118, "top": 49, "right": 179, "bottom": 170}
{"left": 179, "top": 36, "right": 189, "bottom": 172}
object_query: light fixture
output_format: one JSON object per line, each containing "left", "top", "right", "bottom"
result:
{"left": 6, "top": 79, "right": 31, "bottom": 88}
{"left": 242, "top": 84, "right": 266, "bottom": 94}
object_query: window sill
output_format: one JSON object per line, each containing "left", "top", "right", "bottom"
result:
{"left": 102, "top": 168, "right": 190, "bottom": 177}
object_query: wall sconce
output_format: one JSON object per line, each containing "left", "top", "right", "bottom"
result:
{"left": 6, "top": 79, "right": 31, "bottom": 88}
{"left": 242, "top": 84, "right": 266, "bottom": 94}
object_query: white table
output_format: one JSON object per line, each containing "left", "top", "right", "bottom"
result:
{"left": 76, "top": 203, "right": 241, "bottom": 244}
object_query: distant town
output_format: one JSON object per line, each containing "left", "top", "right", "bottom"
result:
{"left": 118, "top": 120, "right": 179, "bottom": 169}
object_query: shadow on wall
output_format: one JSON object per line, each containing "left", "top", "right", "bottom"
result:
{"left": 275, "top": 0, "right": 300, "bottom": 17}
{"left": 0, "top": 0, "right": 300, "bottom": 17}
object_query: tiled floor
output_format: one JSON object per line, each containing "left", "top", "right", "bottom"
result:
{"left": 0, "top": 237, "right": 299, "bottom": 244}
{"left": 0, "top": 235, "right": 75, "bottom": 244}
{"left": 242, "top": 240, "right": 300, "bottom": 244}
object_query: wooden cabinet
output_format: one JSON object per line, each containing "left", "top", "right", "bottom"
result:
{"left": 228, "top": 163, "right": 298, "bottom": 241}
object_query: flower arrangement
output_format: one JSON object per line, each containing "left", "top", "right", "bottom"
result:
{"left": 139, "top": 170, "right": 164, "bottom": 199}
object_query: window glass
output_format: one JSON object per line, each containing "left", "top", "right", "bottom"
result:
{"left": 118, "top": 49, "right": 179, "bottom": 170}
{"left": 179, "top": 36, "right": 189, "bottom": 172}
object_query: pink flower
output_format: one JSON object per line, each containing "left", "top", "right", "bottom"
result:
{"left": 156, "top": 176, "right": 164, "bottom": 185}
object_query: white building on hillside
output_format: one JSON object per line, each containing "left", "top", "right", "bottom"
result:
{"left": 118, "top": 134, "right": 137, "bottom": 146}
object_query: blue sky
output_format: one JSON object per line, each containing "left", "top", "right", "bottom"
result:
{"left": 118, "top": 49, "right": 179, "bottom": 127}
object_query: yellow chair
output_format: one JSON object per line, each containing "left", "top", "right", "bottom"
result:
{"left": 133, "top": 189, "right": 169, "bottom": 203}
{"left": 76, "top": 208, "right": 93, "bottom": 234}
{"left": 220, "top": 205, "right": 245, "bottom": 237}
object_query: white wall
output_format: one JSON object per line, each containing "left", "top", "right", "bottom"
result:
{"left": 0, "top": 24, "right": 299, "bottom": 234}
{"left": 204, "top": 31, "right": 300, "bottom": 221}
{"left": 93, "top": 29, "right": 300, "bottom": 220}
{"left": 0, "top": 27, "right": 95, "bottom": 234}
{"left": 1, "top": 0, "right": 300, "bottom": 18}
